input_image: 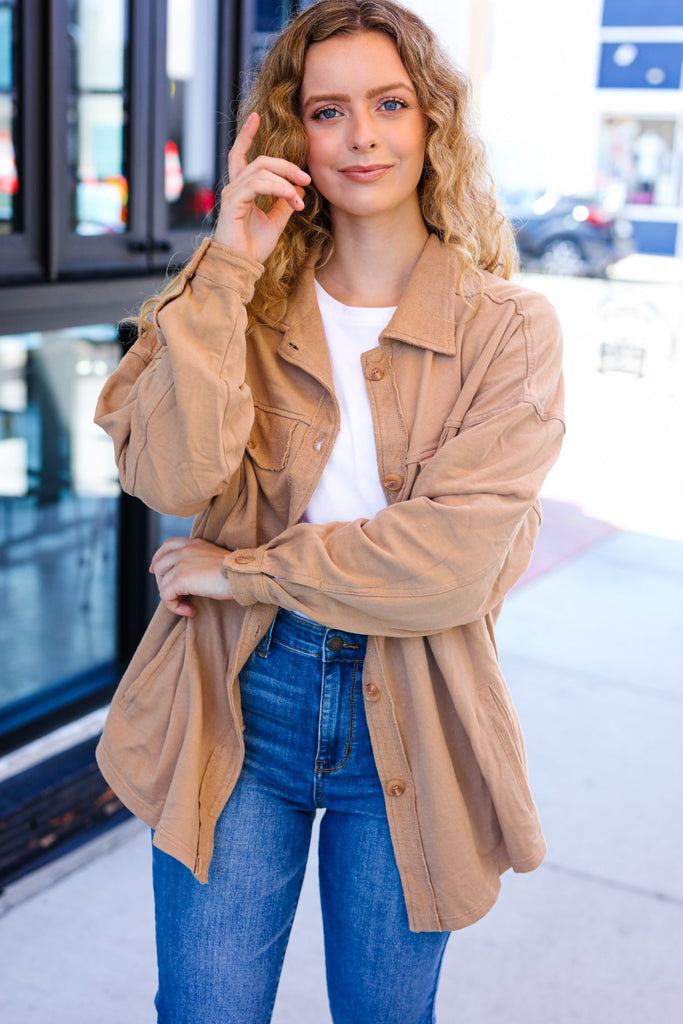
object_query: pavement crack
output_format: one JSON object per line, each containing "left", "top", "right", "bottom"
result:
{"left": 543, "top": 860, "right": 683, "bottom": 907}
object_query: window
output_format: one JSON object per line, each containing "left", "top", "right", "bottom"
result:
{"left": 54, "top": 0, "right": 225, "bottom": 275}
{"left": 0, "top": 325, "right": 121, "bottom": 738}
{"left": 0, "top": 0, "right": 42, "bottom": 279}
{"left": 0, "top": 0, "right": 238, "bottom": 282}
{"left": 0, "top": 0, "right": 300, "bottom": 884}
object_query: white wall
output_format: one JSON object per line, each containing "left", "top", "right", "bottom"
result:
{"left": 480, "top": 0, "right": 604, "bottom": 195}
{"left": 406, "top": 0, "right": 605, "bottom": 197}
{"left": 401, "top": 0, "right": 473, "bottom": 70}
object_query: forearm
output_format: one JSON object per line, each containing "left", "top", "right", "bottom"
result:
{"left": 222, "top": 405, "right": 564, "bottom": 635}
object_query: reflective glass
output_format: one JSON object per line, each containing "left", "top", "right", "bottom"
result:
{"left": 164, "top": 0, "right": 219, "bottom": 232}
{"left": 68, "top": 0, "right": 129, "bottom": 235}
{"left": 256, "top": 0, "right": 289, "bottom": 33}
{"left": 250, "top": 0, "right": 293, "bottom": 71}
{"left": 0, "top": 2, "right": 20, "bottom": 233}
{"left": 0, "top": 327, "right": 121, "bottom": 735}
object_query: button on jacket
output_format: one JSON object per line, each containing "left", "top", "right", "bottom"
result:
{"left": 94, "top": 234, "right": 565, "bottom": 932}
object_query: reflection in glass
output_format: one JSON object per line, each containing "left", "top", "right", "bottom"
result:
{"left": 598, "top": 116, "right": 680, "bottom": 208}
{"left": 68, "top": 0, "right": 129, "bottom": 235}
{"left": 0, "top": 2, "right": 20, "bottom": 233}
{"left": 0, "top": 327, "right": 121, "bottom": 735}
{"left": 250, "top": 0, "right": 293, "bottom": 72}
{"left": 165, "top": 0, "right": 219, "bottom": 232}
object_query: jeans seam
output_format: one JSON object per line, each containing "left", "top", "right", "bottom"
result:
{"left": 272, "top": 637, "right": 323, "bottom": 658}
{"left": 316, "top": 662, "right": 357, "bottom": 775}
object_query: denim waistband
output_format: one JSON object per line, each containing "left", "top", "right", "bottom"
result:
{"left": 256, "top": 608, "right": 368, "bottom": 662}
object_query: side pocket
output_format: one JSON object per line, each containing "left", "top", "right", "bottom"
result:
{"left": 437, "top": 420, "right": 461, "bottom": 449}
{"left": 479, "top": 683, "right": 528, "bottom": 780}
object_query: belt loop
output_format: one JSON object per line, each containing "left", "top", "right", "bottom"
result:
{"left": 255, "top": 611, "right": 279, "bottom": 658}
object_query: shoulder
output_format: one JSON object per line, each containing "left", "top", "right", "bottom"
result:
{"left": 471, "top": 267, "right": 561, "bottom": 336}
{"left": 417, "top": 235, "right": 561, "bottom": 340}
{"left": 451, "top": 260, "right": 564, "bottom": 423}
{"left": 468, "top": 268, "right": 564, "bottom": 384}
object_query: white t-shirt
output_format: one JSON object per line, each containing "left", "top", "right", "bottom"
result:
{"left": 304, "top": 280, "right": 396, "bottom": 524}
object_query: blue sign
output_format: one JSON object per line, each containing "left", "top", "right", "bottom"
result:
{"left": 599, "top": 42, "right": 683, "bottom": 88}
{"left": 603, "top": 0, "right": 683, "bottom": 26}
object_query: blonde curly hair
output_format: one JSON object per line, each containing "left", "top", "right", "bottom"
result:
{"left": 140, "top": 0, "right": 516, "bottom": 333}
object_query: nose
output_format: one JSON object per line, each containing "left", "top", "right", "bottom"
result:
{"left": 348, "top": 110, "right": 376, "bottom": 152}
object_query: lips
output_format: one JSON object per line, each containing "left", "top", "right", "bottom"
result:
{"left": 338, "top": 164, "right": 392, "bottom": 182}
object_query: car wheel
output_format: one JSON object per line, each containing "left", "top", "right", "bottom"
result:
{"left": 540, "top": 239, "right": 584, "bottom": 276}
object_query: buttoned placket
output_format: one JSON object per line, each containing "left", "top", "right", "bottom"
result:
{"left": 361, "top": 347, "right": 409, "bottom": 503}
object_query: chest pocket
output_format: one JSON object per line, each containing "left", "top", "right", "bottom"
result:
{"left": 246, "top": 403, "right": 307, "bottom": 471}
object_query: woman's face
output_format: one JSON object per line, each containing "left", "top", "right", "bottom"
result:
{"left": 300, "top": 32, "right": 428, "bottom": 226}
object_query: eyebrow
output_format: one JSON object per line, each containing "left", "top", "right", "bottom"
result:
{"left": 302, "top": 81, "right": 416, "bottom": 110}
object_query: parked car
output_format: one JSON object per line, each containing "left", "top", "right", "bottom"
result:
{"left": 504, "top": 191, "right": 634, "bottom": 276}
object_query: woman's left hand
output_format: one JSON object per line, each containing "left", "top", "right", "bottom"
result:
{"left": 149, "top": 537, "right": 234, "bottom": 617}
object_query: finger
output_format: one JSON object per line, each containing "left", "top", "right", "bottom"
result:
{"left": 149, "top": 536, "right": 198, "bottom": 572}
{"left": 226, "top": 171, "right": 307, "bottom": 215}
{"left": 156, "top": 561, "right": 194, "bottom": 611}
{"left": 246, "top": 156, "right": 310, "bottom": 186}
{"left": 228, "top": 156, "right": 311, "bottom": 197}
{"left": 224, "top": 166, "right": 308, "bottom": 206}
{"left": 228, "top": 111, "right": 260, "bottom": 180}
{"left": 163, "top": 595, "right": 196, "bottom": 618}
{"left": 268, "top": 195, "right": 302, "bottom": 234}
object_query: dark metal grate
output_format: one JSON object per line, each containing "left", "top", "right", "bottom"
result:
{"left": 0, "top": 738, "right": 129, "bottom": 890}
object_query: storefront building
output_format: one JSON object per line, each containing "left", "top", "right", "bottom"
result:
{"left": 0, "top": 0, "right": 300, "bottom": 894}
{"left": 596, "top": 0, "right": 683, "bottom": 255}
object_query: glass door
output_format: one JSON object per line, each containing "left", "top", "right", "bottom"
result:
{"left": 147, "top": 0, "right": 222, "bottom": 268}
{"left": 53, "top": 0, "right": 230, "bottom": 276}
{"left": 52, "top": 0, "right": 151, "bottom": 273}
{"left": 0, "top": 324, "right": 122, "bottom": 742}
{"left": 0, "top": 0, "right": 42, "bottom": 279}
{"left": 68, "top": 0, "right": 130, "bottom": 240}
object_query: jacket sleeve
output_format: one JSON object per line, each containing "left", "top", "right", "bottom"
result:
{"left": 221, "top": 289, "right": 565, "bottom": 636}
{"left": 94, "top": 240, "right": 263, "bottom": 516}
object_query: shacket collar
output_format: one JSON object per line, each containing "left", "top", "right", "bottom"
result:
{"left": 276, "top": 233, "right": 471, "bottom": 361}
{"left": 381, "top": 233, "right": 469, "bottom": 355}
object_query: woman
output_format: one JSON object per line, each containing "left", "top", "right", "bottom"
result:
{"left": 95, "top": 1, "right": 564, "bottom": 1021}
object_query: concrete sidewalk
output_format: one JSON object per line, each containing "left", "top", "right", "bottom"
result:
{"left": 1, "top": 503, "right": 682, "bottom": 1024}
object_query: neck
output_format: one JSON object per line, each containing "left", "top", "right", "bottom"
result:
{"left": 316, "top": 204, "right": 429, "bottom": 307}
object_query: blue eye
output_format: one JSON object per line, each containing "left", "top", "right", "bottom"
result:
{"left": 381, "top": 98, "right": 407, "bottom": 112}
{"left": 313, "top": 106, "right": 340, "bottom": 120}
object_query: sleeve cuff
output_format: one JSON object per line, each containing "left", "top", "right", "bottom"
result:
{"left": 222, "top": 549, "right": 274, "bottom": 606}
{"left": 152, "top": 239, "right": 264, "bottom": 322}
{"left": 194, "top": 241, "right": 264, "bottom": 302}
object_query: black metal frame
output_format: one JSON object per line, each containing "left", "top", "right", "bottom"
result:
{"left": 0, "top": 0, "right": 297, "bottom": 886}
{"left": 0, "top": 0, "right": 246, "bottom": 286}
{"left": 0, "top": 0, "right": 45, "bottom": 281}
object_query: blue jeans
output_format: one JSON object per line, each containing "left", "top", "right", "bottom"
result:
{"left": 153, "top": 610, "right": 449, "bottom": 1024}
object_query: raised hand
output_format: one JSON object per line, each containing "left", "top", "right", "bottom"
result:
{"left": 214, "top": 112, "right": 310, "bottom": 264}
